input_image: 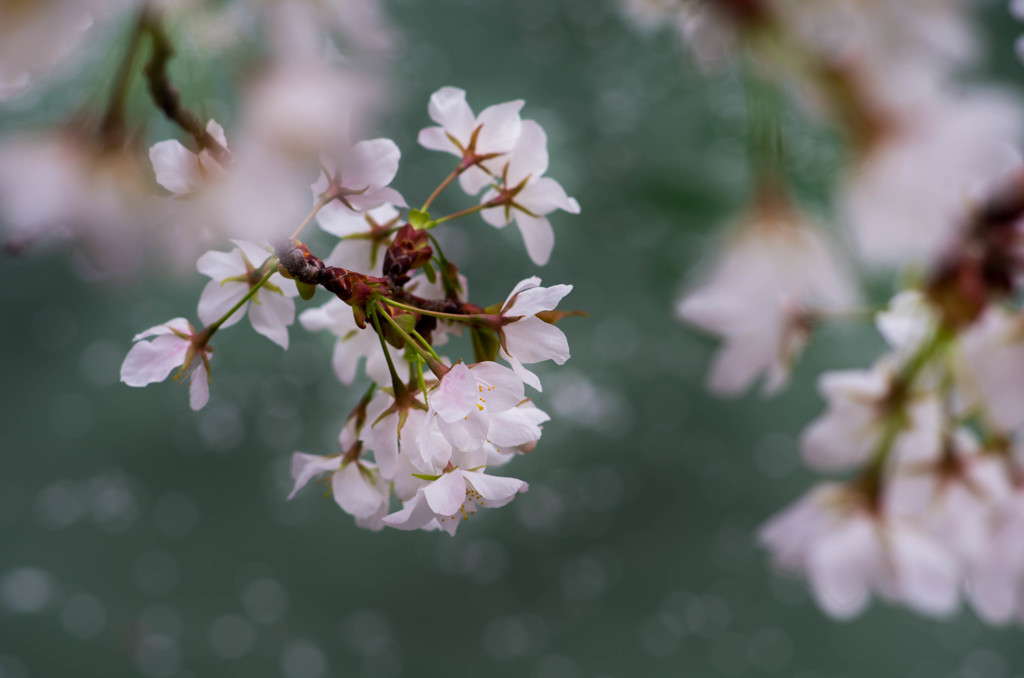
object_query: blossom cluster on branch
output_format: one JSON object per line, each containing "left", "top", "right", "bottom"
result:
{"left": 0, "top": 2, "right": 581, "bottom": 536}
{"left": 627, "top": 0, "right": 1024, "bottom": 624}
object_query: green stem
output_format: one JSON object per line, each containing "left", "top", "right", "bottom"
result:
{"left": 374, "top": 302, "right": 446, "bottom": 376}
{"left": 376, "top": 296, "right": 490, "bottom": 323}
{"left": 204, "top": 262, "right": 276, "bottom": 333}
{"left": 410, "top": 328, "right": 443, "bottom": 363}
{"left": 370, "top": 303, "right": 405, "bottom": 395}
{"left": 433, "top": 201, "right": 493, "bottom": 225}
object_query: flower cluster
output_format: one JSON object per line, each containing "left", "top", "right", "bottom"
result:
{"left": 119, "top": 83, "right": 580, "bottom": 534}
{"left": 644, "top": 0, "right": 1024, "bottom": 623}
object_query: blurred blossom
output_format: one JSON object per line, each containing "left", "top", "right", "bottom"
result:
{"left": 678, "top": 194, "right": 856, "bottom": 396}
{"left": 841, "top": 90, "right": 1022, "bottom": 268}
{"left": 0, "top": 0, "right": 100, "bottom": 98}
{"left": 0, "top": 132, "right": 152, "bottom": 275}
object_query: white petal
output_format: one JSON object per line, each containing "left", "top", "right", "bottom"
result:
{"left": 423, "top": 471, "right": 468, "bottom": 517}
{"left": 333, "top": 462, "right": 386, "bottom": 519}
{"left": 890, "top": 528, "right": 960, "bottom": 617}
{"left": 514, "top": 213, "right": 555, "bottom": 266}
{"left": 345, "top": 138, "right": 401, "bottom": 191}
{"left": 418, "top": 126, "right": 458, "bottom": 154}
{"left": 427, "top": 86, "right": 475, "bottom": 141}
{"left": 288, "top": 452, "right": 342, "bottom": 499}
{"left": 382, "top": 492, "right": 436, "bottom": 531}
{"left": 120, "top": 335, "right": 189, "bottom": 386}
{"left": 505, "top": 283, "right": 572, "bottom": 317}
{"left": 464, "top": 470, "right": 527, "bottom": 506}
{"left": 487, "top": 406, "right": 545, "bottom": 447}
{"left": 437, "top": 412, "right": 489, "bottom": 451}
{"left": 248, "top": 288, "right": 295, "bottom": 349}
{"left": 431, "top": 363, "right": 476, "bottom": 422}
{"left": 150, "top": 139, "right": 202, "bottom": 195}
{"left": 196, "top": 248, "right": 244, "bottom": 281}
{"left": 469, "top": 361, "right": 526, "bottom": 410}
{"left": 475, "top": 100, "right": 524, "bottom": 154}
{"left": 517, "top": 176, "right": 580, "bottom": 215}
{"left": 506, "top": 120, "right": 549, "bottom": 183}
{"left": 132, "top": 317, "right": 192, "bottom": 342}
{"left": 807, "top": 516, "right": 879, "bottom": 620}
{"left": 189, "top": 361, "right": 210, "bottom": 411}
{"left": 503, "top": 316, "right": 569, "bottom": 365}
{"left": 197, "top": 280, "right": 248, "bottom": 328}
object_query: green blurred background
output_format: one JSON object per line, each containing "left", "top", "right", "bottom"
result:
{"left": 2, "top": 0, "right": 1024, "bottom": 676}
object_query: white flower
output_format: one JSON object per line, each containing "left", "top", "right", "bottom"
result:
{"left": 0, "top": 132, "right": 150, "bottom": 273}
{"left": 120, "top": 317, "right": 213, "bottom": 411}
{"left": 0, "top": 0, "right": 95, "bottom": 91}
{"left": 886, "top": 429, "right": 1014, "bottom": 566}
{"left": 967, "top": 487, "right": 1024, "bottom": 625}
{"left": 842, "top": 90, "right": 1021, "bottom": 268}
{"left": 417, "top": 86, "right": 524, "bottom": 195}
{"left": 316, "top": 139, "right": 407, "bottom": 215}
{"left": 318, "top": 203, "right": 401, "bottom": 275}
{"left": 298, "top": 297, "right": 403, "bottom": 386}
{"left": 678, "top": 203, "right": 856, "bottom": 396}
{"left": 497, "top": 276, "right": 573, "bottom": 390}
{"left": 759, "top": 483, "right": 960, "bottom": 619}
{"left": 382, "top": 466, "right": 528, "bottom": 536}
{"left": 479, "top": 120, "right": 581, "bottom": 266}
{"left": 196, "top": 240, "right": 298, "bottom": 349}
{"left": 955, "top": 305, "right": 1024, "bottom": 432}
{"left": 149, "top": 120, "right": 229, "bottom": 197}
{"left": 876, "top": 290, "right": 940, "bottom": 359}
{"left": 801, "top": 359, "right": 942, "bottom": 472}
{"left": 360, "top": 391, "right": 445, "bottom": 480}
{"left": 288, "top": 420, "right": 390, "bottom": 530}
{"left": 428, "top": 362, "right": 527, "bottom": 451}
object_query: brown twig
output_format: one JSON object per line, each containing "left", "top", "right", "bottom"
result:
{"left": 142, "top": 12, "right": 233, "bottom": 166}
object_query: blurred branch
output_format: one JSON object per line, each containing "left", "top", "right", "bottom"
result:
{"left": 142, "top": 11, "right": 233, "bottom": 166}
{"left": 97, "top": 7, "right": 149, "bottom": 147}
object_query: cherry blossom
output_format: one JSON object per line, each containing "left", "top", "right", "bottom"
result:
{"left": 479, "top": 120, "right": 581, "bottom": 266}
{"left": 289, "top": 420, "right": 389, "bottom": 531}
{"left": 428, "top": 362, "right": 527, "bottom": 451}
{"left": 417, "top": 86, "right": 524, "bottom": 195}
{"left": 196, "top": 240, "right": 298, "bottom": 349}
{"left": 315, "top": 139, "right": 407, "bottom": 215}
{"left": 496, "top": 276, "right": 573, "bottom": 390}
{"left": 383, "top": 460, "right": 528, "bottom": 536}
{"left": 886, "top": 429, "right": 1014, "bottom": 565}
{"left": 801, "top": 358, "right": 942, "bottom": 472}
{"left": 955, "top": 305, "right": 1024, "bottom": 432}
{"left": 678, "top": 201, "right": 856, "bottom": 396}
{"left": 149, "top": 120, "right": 228, "bottom": 197}
{"left": 759, "top": 483, "right": 960, "bottom": 619}
{"left": 120, "top": 317, "right": 213, "bottom": 411}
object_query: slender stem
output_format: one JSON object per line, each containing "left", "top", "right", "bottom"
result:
{"left": 415, "top": 359, "right": 428, "bottom": 400}
{"left": 377, "top": 296, "right": 489, "bottom": 323}
{"left": 433, "top": 201, "right": 495, "bottom": 225}
{"left": 205, "top": 264, "right": 276, "bottom": 333}
{"left": 290, "top": 195, "right": 331, "bottom": 241}
{"left": 410, "top": 328, "right": 443, "bottom": 363}
{"left": 422, "top": 165, "right": 462, "bottom": 211}
{"left": 375, "top": 302, "right": 445, "bottom": 376}
{"left": 370, "top": 303, "right": 405, "bottom": 395}
{"left": 142, "top": 12, "right": 232, "bottom": 165}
